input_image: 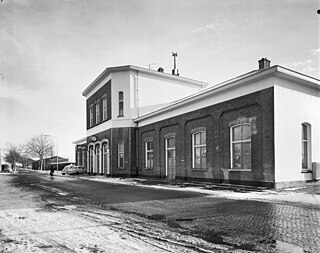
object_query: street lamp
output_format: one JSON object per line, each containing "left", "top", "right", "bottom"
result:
{"left": 44, "top": 135, "right": 58, "bottom": 173}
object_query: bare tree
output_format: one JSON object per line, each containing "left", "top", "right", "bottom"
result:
{"left": 25, "top": 134, "right": 54, "bottom": 170}
{"left": 4, "top": 143, "right": 24, "bottom": 171}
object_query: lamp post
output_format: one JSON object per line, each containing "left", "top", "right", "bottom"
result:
{"left": 44, "top": 135, "right": 58, "bottom": 173}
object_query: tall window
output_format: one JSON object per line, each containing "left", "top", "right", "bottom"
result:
{"left": 89, "top": 106, "right": 93, "bottom": 127}
{"left": 192, "top": 131, "right": 206, "bottom": 169}
{"left": 82, "top": 151, "right": 86, "bottom": 168}
{"left": 102, "top": 97, "right": 107, "bottom": 120}
{"left": 302, "top": 123, "right": 311, "bottom": 169}
{"left": 118, "top": 142, "right": 124, "bottom": 168}
{"left": 103, "top": 142, "right": 109, "bottom": 174}
{"left": 145, "top": 141, "right": 154, "bottom": 169}
{"left": 89, "top": 146, "right": 94, "bottom": 173}
{"left": 77, "top": 151, "right": 81, "bottom": 166}
{"left": 119, "top": 91, "right": 124, "bottom": 117}
{"left": 165, "top": 137, "right": 176, "bottom": 172}
{"left": 231, "top": 124, "right": 251, "bottom": 170}
{"left": 96, "top": 145, "right": 100, "bottom": 173}
{"left": 95, "top": 102, "right": 100, "bottom": 124}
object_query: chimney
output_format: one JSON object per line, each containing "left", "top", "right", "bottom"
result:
{"left": 172, "top": 52, "right": 179, "bottom": 76}
{"left": 258, "top": 58, "right": 271, "bottom": 70}
{"left": 157, "top": 67, "right": 164, "bottom": 73}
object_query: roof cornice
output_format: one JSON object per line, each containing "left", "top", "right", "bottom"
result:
{"left": 134, "top": 65, "right": 319, "bottom": 122}
{"left": 82, "top": 65, "right": 208, "bottom": 97}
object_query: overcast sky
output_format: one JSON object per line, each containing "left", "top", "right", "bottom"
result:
{"left": 0, "top": 0, "right": 319, "bottom": 161}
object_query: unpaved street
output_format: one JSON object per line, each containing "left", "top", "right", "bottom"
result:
{"left": 0, "top": 170, "right": 319, "bottom": 252}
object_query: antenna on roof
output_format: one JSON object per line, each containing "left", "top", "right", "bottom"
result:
{"left": 172, "top": 52, "right": 179, "bottom": 76}
{"left": 145, "top": 63, "right": 155, "bottom": 70}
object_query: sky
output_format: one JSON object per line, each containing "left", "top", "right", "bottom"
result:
{"left": 0, "top": 0, "right": 319, "bottom": 161}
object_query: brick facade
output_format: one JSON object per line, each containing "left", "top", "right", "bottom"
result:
{"left": 137, "top": 87, "right": 275, "bottom": 188}
{"left": 86, "top": 80, "right": 111, "bottom": 130}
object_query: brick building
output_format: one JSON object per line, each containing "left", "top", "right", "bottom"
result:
{"left": 74, "top": 58, "right": 320, "bottom": 188}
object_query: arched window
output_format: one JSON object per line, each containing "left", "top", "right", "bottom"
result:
{"left": 118, "top": 142, "right": 124, "bottom": 168}
{"left": 89, "top": 146, "right": 94, "bottom": 173}
{"left": 95, "top": 101, "right": 100, "bottom": 124}
{"left": 302, "top": 123, "right": 311, "bottom": 170}
{"left": 118, "top": 91, "right": 124, "bottom": 117}
{"left": 230, "top": 124, "right": 251, "bottom": 170}
{"left": 102, "top": 142, "right": 109, "bottom": 174}
{"left": 82, "top": 151, "right": 86, "bottom": 169}
{"left": 145, "top": 140, "right": 154, "bottom": 169}
{"left": 192, "top": 131, "right": 206, "bottom": 169}
{"left": 89, "top": 105, "right": 94, "bottom": 127}
{"left": 77, "top": 151, "right": 81, "bottom": 166}
{"left": 165, "top": 136, "right": 176, "bottom": 177}
{"left": 95, "top": 145, "right": 100, "bottom": 173}
{"left": 102, "top": 96, "right": 108, "bottom": 120}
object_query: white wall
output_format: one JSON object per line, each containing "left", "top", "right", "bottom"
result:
{"left": 130, "top": 71, "right": 202, "bottom": 118}
{"left": 274, "top": 77, "right": 320, "bottom": 183}
{"left": 111, "top": 71, "right": 131, "bottom": 119}
{"left": 137, "top": 77, "right": 275, "bottom": 127}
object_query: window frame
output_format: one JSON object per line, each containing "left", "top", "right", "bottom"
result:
{"left": 192, "top": 131, "right": 207, "bottom": 169}
{"left": 95, "top": 145, "right": 100, "bottom": 172}
{"left": 82, "top": 150, "right": 86, "bottom": 169}
{"left": 77, "top": 151, "right": 81, "bottom": 166}
{"left": 145, "top": 140, "right": 154, "bottom": 169}
{"left": 118, "top": 142, "right": 124, "bottom": 168}
{"left": 89, "top": 105, "right": 94, "bottom": 127}
{"left": 118, "top": 91, "right": 124, "bottom": 117}
{"left": 301, "top": 123, "right": 312, "bottom": 171}
{"left": 165, "top": 136, "right": 176, "bottom": 177}
{"left": 102, "top": 96, "right": 107, "bottom": 121}
{"left": 230, "top": 123, "right": 252, "bottom": 171}
{"left": 95, "top": 101, "right": 100, "bottom": 124}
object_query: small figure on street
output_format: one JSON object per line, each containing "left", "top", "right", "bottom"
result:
{"left": 50, "top": 167, "right": 54, "bottom": 177}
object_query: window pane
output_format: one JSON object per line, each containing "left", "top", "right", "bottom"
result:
{"left": 146, "top": 141, "right": 153, "bottom": 151}
{"left": 302, "top": 124, "right": 308, "bottom": 140}
{"left": 167, "top": 150, "right": 175, "bottom": 159}
{"left": 103, "top": 144, "right": 108, "bottom": 153}
{"left": 242, "top": 125, "right": 251, "bottom": 140}
{"left": 194, "top": 157, "right": 200, "bottom": 168}
{"left": 194, "top": 133, "right": 200, "bottom": 145}
{"left": 167, "top": 138, "right": 175, "bottom": 148}
{"left": 232, "top": 126, "right": 242, "bottom": 141}
{"left": 233, "top": 155, "right": 242, "bottom": 168}
{"left": 302, "top": 142, "right": 308, "bottom": 168}
{"left": 243, "top": 156, "right": 251, "bottom": 170}
{"left": 201, "top": 156, "right": 207, "bottom": 168}
{"left": 118, "top": 143, "right": 124, "bottom": 152}
{"left": 233, "top": 143, "right": 241, "bottom": 155}
{"left": 242, "top": 143, "right": 251, "bottom": 156}
{"left": 201, "top": 147, "right": 206, "bottom": 156}
{"left": 119, "top": 92, "right": 123, "bottom": 100}
{"left": 119, "top": 154, "right": 124, "bottom": 167}
{"left": 200, "top": 132, "right": 206, "bottom": 145}
{"left": 119, "top": 102, "right": 124, "bottom": 116}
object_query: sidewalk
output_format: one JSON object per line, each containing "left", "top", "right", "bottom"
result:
{"left": 34, "top": 169, "right": 320, "bottom": 207}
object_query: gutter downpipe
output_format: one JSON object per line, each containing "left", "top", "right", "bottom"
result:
{"left": 135, "top": 71, "right": 140, "bottom": 176}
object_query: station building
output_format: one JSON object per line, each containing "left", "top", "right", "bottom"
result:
{"left": 73, "top": 58, "right": 320, "bottom": 188}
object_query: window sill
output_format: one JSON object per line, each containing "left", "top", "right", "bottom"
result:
{"left": 301, "top": 169, "right": 312, "bottom": 173}
{"left": 144, "top": 167, "right": 153, "bottom": 170}
{"left": 191, "top": 168, "right": 207, "bottom": 171}
{"left": 229, "top": 169, "right": 252, "bottom": 172}
{"left": 118, "top": 115, "right": 124, "bottom": 118}
{"left": 117, "top": 167, "right": 125, "bottom": 170}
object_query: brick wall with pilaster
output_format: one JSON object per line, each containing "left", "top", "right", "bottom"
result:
{"left": 137, "top": 87, "right": 275, "bottom": 187}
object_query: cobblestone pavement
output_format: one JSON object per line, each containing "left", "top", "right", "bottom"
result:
{"left": 109, "top": 196, "right": 320, "bottom": 252}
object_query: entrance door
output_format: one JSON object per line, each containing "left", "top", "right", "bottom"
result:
{"left": 165, "top": 137, "right": 176, "bottom": 180}
{"left": 103, "top": 142, "right": 110, "bottom": 175}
